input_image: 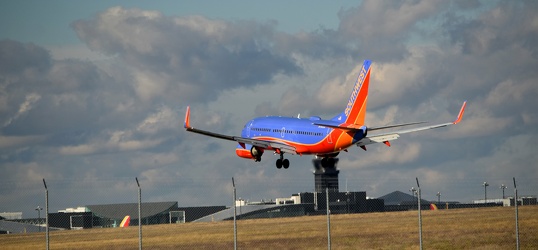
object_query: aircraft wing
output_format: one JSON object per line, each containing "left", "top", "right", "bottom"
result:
{"left": 356, "top": 101, "right": 466, "bottom": 148}
{"left": 234, "top": 138, "right": 297, "bottom": 154}
{"left": 184, "top": 107, "right": 297, "bottom": 154}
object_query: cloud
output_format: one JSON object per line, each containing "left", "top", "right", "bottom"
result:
{"left": 0, "top": 40, "right": 51, "bottom": 76}
{"left": 337, "top": 0, "right": 444, "bottom": 60}
{"left": 3, "top": 93, "right": 41, "bottom": 127}
{"left": 71, "top": 7, "right": 302, "bottom": 104}
{"left": 446, "top": 1, "right": 538, "bottom": 56}
{"left": 58, "top": 107, "right": 175, "bottom": 156}
{"left": 339, "top": 141, "right": 422, "bottom": 169}
{"left": 0, "top": 135, "right": 44, "bottom": 150}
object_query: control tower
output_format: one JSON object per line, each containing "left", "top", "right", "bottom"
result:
{"left": 312, "top": 158, "right": 340, "bottom": 192}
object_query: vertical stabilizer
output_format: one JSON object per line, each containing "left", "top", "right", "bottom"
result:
{"left": 120, "top": 215, "right": 130, "bottom": 227}
{"left": 333, "top": 60, "right": 371, "bottom": 125}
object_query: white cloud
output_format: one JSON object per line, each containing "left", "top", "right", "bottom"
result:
{"left": 136, "top": 106, "right": 178, "bottom": 134}
{"left": 3, "top": 93, "right": 41, "bottom": 127}
{"left": 132, "top": 70, "right": 169, "bottom": 102}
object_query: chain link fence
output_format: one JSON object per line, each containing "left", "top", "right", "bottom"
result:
{"left": 1, "top": 176, "right": 537, "bottom": 249}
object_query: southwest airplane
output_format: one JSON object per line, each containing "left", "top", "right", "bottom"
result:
{"left": 184, "top": 60, "right": 466, "bottom": 169}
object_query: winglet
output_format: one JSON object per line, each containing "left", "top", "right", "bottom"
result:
{"left": 453, "top": 101, "right": 467, "bottom": 124}
{"left": 184, "top": 106, "right": 191, "bottom": 129}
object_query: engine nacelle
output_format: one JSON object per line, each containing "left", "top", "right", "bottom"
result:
{"left": 235, "top": 145, "right": 264, "bottom": 161}
{"left": 250, "top": 146, "right": 264, "bottom": 162}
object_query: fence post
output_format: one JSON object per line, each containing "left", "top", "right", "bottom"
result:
{"left": 326, "top": 187, "right": 331, "bottom": 250}
{"left": 136, "top": 177, "right": 142, "bottom": 250}
{"left": 416, "top": 177, "right": 423, "bottom": 250}
{"left": 233, "top": 177, "right": 237, "bottom": 250}
{"left": 43, "top": 179, "right": 49, "bottom": 250}
{"left": 513, "top": 177, "right": 519, "bottom": 250}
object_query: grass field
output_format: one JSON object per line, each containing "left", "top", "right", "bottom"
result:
{"left": 2, "top": 206, "right": 537, "bottom": 249}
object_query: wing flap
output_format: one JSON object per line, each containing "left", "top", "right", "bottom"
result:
{"left": 356, "top": 134, "right": 400, "bottom": 147}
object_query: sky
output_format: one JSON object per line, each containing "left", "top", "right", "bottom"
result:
{"left": 1, "top": 0, "right": 537, "bottom": 218}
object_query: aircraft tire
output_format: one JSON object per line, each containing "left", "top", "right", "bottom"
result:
{"left": 276, "top": 159, "right": 283, "bottom": 169}
{"left": 283, "top": 159, "right": 290, "bottom": 169}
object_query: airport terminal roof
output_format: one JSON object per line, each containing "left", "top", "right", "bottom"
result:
{"left": 87, "top": 201, "right": 177, "bottom": 220}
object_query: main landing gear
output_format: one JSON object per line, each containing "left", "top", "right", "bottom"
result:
{"left": 275, "top": 152, "right": 290, "bottom": 169}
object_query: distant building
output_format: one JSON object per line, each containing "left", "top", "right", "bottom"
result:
{"left": 48, "top": 202, "right": 226, "bottom": 229}
{"left": 86, "top": 202, "right": 178, "bottom": 227}
{"left": 58, "top": 207, "right": 89, "bottom": 213}
{"left": 500, "top": 196, "right": 537, "bottom": 206}
{"left": 195, "top": 191, "right": 384, "bottom": 222}
{"left": 0, "top": 212, "right": 23, "bottom": 220}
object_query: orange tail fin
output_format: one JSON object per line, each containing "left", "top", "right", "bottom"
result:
{"left": 120, "top": 215, "right": 130, "bottom": 227}
{"left": 333, "top": 60, "right": 371, "bottom": 125}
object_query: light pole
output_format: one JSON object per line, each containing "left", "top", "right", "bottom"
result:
{"left": 500, "top": 184, "right": 506, "bottom": 199}
{"left": 436, "top": 192, "right": 441, "bottom": 205}
{"left": 409, "top": 187, "right": 417, "bottom": 209}
{"left": 415, "top": 178, "right": 423, "bottom": 250}
{"left": 410, "top": 187, "right": 417, "bottom": 207}
{"left": 35, "top": 206, "right": 43, "bottom": 232}
{"left": 135, "top": 177, "right": 141, "bottom": 250}
{"left": 513, "top": 177, "right": 520, "bottom": 250}
{"left": 232, "top": 177, "right": 237, "bottom": 250}
{"left": 43, "top": 178, "right": 49, "bottom": 250}
{"left": 483, "top": 182, "right": 489, "bottom": 203}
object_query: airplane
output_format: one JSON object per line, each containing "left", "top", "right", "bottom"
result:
{"left": 119, "top": 215, "right": 130, "bottom": 227}
{"left": 184, "top": 60, "right": 466, "bottom": 169}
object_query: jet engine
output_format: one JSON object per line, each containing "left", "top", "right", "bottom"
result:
{"left": 250, "top": 146, "right": 264, "bottom": 162}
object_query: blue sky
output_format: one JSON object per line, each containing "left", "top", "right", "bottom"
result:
{"left": 1, "top": 0, "right": 537, "bottom": 218}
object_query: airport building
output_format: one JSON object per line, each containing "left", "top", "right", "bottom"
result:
{"left": 2, "top": 162, "right": 535, "bottom": 233}
{"left": 47, "top": 202, "right": 226, "bottom": 229}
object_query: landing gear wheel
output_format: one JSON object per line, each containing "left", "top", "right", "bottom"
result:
{"left": 283, "top": 159, "right": 290, "bottom": 169}
{"left": 276, "top": 159, "right": 283, "bottom": 169}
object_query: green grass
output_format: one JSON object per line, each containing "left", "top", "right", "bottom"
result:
{"left": 2, "top": 206, "right": 537, "bottom": 249}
